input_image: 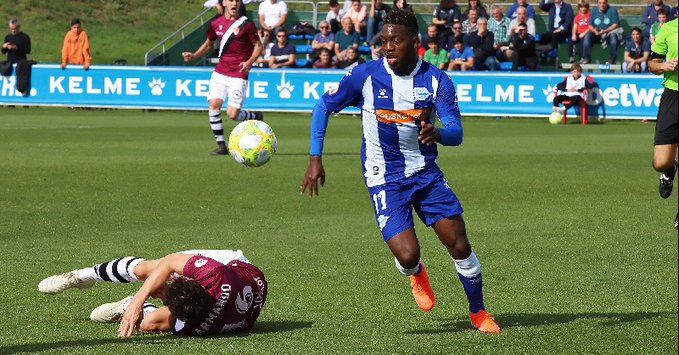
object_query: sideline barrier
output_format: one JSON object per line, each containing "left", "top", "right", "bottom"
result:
{"left": 0, "top": 64, "right": 664, "bottom": 119}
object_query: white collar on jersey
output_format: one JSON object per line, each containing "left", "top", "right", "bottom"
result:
{"left": 382, "top": 57, "right": 422, "bottom": 78}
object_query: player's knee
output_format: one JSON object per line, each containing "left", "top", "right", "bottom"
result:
{"left": 653, "top": 156, "right": 674, "bottom": 172}
{"left": 226, "top": 110, "right": 239, "bottom": 121}
{"left": 394, "top": 249, "right": 420, "bottom": 269}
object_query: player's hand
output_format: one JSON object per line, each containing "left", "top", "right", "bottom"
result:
{"left": 118, "top": 299, "right": 143, "bottom": 337}
{"left": 419, "top": 121, "right": 440, "bottom": 147}
{"left": 301, "top": 156, "right": 326, "bottom": 197}
{"left": 182, "top": 52, "right": 193, "bottom": 62}
{"left": 662, "top": 59, "right": 678, "bottom": 72}
{"left": 239, "top": 61, "right": 252, "bottom": 74}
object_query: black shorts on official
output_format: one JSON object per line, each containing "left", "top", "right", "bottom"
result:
{"left": 655, "top": 88, "right": 679, "bottom": 146}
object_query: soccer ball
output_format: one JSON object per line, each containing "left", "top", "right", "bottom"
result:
{"left": 548, "top": 111, "right": 563, "bottom": 125}
{"left": 228, "top": 120, "right": 277, "bottom": 167}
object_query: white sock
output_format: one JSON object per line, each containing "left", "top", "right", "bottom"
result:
{"left": 452, "top": 251, "right": 481, "bottom": 278}
{"left": 394, "top": 258, "right": 422, "bottom": 276}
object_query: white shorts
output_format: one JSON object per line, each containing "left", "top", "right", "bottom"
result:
{"left": 178, "top": 249, "right": 250, "bottom": 265}
{"left": 207, "top": 72, "right": 248, "bottom": 109}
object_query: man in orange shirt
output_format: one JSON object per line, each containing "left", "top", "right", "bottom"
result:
{"left": 61, "top": 18, "right": 91, "bottom": 70}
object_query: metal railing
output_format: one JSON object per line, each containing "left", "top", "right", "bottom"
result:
{"left": 144, "top": 8, "right": 215, "bottom": 65}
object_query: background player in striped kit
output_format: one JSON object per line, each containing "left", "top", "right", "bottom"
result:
{"left": 300, "top": 9, "right": 500, "bottom": 333}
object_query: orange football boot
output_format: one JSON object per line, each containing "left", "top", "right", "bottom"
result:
{"left": 470, "top": 310, "right": 501, "bottom": 333}
{"left": 409, "top": 263, "right": 435, "bottom": 312}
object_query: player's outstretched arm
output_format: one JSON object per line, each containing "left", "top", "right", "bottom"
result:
{"left": 182, "top": 38, "right": 214, "bottom": 62}
{"left": 118, "top": 253, "right": 192, "bottom": 337}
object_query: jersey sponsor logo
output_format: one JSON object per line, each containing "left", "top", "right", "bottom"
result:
{"left": 377, "top": 88, "right": 389, "bottom": 99}
{"left": 235, "top": 286, "right": 254, "bottom": 314}
{"left": 413, "top": 87, "right": 432, "bottom": 101}
{"left": 194, "top": 258, "right": 208, "bottom": 268}
{"left": 375, "top": 109, "right": 425, "bottom": 123}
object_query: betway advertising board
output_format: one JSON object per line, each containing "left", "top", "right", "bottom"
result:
{"left": 0, "top": 64, "right": 664, "bottom": 119}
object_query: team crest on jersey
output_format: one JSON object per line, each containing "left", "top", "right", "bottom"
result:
{"left": 413, "top": 87, "right": 431, "bottom": 101}
{"left": 377, "top": 88, "right": 389, "bottom": 99}
{"left": 194, "top": 259, "right": 208, "bottom": 268}
{"left": 235, "top": 286, "right": 254, "bottom": 314}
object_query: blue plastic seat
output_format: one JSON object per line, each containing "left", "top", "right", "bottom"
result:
{"left": 358, "top": 45, "right": 371, "bottom": 54}
{"left": 295, "top": 45, "right": 312, "bottom": 54}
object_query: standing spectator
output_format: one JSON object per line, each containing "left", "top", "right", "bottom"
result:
{"left": 312, "top": 20, "right": 336, "bottom": 59}
{"left": 269, "top": 29, "right": 296, "bottom": 68}
{"left": 343, "top": 0, "right": 368, "bottom": 34}
{"left": 313, "top": 47, "right": 339, "bottom": 68}
{"left": 469, "top": 17, "right": 498, "bottom": 70}
{"left": 571, "top": 0, "right": 591, "bottom": 63}
{"left": 334, "top": 17, "right": 360, "bottom": 60}
{"left": 423, "top": 35, "right": 450, "bottom": 69}
{"left": 552, "top": 63, "right": 593, "bottom": 113}
{"left": 583, "top": 0, "right": 622, "bottom": 64}
{"left": 538, "top": 0, "right": 574, "bottom": 57}
{"left": 508, "top": 6, "right": 536, "bottom": 39}
{"left": 488, "top": 5, "right": 511, "bottom": 61}
{"left": 463, "top": 0, "right": 489, "bottom": 20}
{"left": 623, "top": 27, "right": 651, "bottom": 72}
{"left": 651, "top": 10, "right": 669, "bottom": 44}
{"left": 462, "top": 8, "right": 480, "bottom": 34}
{"left": 337, "top": 47, "right": 365, "bottom": 69}
{"left": 254, "top": 29, "right": 274, "bottom": 67}
{"left": 258, "top": 0, "right": 288, "bottom": 32}
{"left": 366, "top": 0, "right": 391, "bottom": 45}
{"left": 506, "top": 0, "right": 537, "bottom": 20}
{"left": 433, "top": 0, "right": 462, "bottom": 34}
{"left": 61, "top": 19, "right": 91, "bottom": 70}
{"left": 642, "top": 0, "right": 672, "bottom": 37}
{"left": 392, "top": 0, "right": 414, "bottom": 13}
{"left": 326, "top": 0, "right": 346, "bottom": 33}
{"left": 509, "top": 22, "right": 538, "bottom": 70}
{"left": 448, "top": 37, "right": 475, "bottom": 70}
{"left": 2, "top": 19, "right": 30, "bottom": 64}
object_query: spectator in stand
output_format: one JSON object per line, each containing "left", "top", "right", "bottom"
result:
{"left": 552, "top": 63, "right": 593, "bottom": 114}
{"left": 2, "top": 19, "right": 31, "bottom": 64}
{"left": 462, "top": 8, "right": 480, "bottom": 34}
{"left": 650, "top": 10, "right": 669, "bottom": 44}
{"left": 508, "top": 6, "right": 536, "bottom": 39}
{"left": 337, "top": 46, "right": 365, "bottom": 69}
{"left": 421, "top": 24, "right": 447, "bottom": 53}
{"left": 623, "top": 27, "right": 651, "bottom": 72}
{"left": 258, "top": 0, "right": 288, "bottom": 32}
{"left": 642, "top": 0, "right": 672, "bottom": 37}
{"left": 446, "top": 19, "right": 470, "bottom": 48}
{"left": 254, "top": 29, "right": 274, "bottom": 67}
{"left": 393, "top": 0, "right": 414, "bottom": 13}
{"left": 671, "top": 6, "right": 678, "bottom": 20}
{"left": 506, "top": 0, "right": 537, "bottom": 20}
{"left": 334, "top": 16, "right": 360, "bottom": 60}
{"left": 369, "top": 31, "right": 383, "bottom": 59}
{"left": 510, "top": 22, "right": 538, "bottom": 71}
{"left": 463, "top": 0, "right": 489, "bottom": 20}
{"left": 343, "top": 0, "right": 368, "bottom": 34}
{"left": 469, "top": 17, "right": 498, "bottom": 70}
{"left": 433, "top": 0, "right": 462, "bottom": 35}
{"left": 448, "top": 37, "right": 475, "bottom": 70}
{"left": 313, "top": 47, "right": 339, "bottom": 68}
{"left": 582, "top": 0, "right": 622, "bottom": 64}
{"left": 268, "top": 29, "right": 296, "bottom": 68}
{"left": 61, "top": 19, "right": 91, "bottom": 70}
{"left": 538, "top": 0, "right": 574, "bottom": 58}
{"left": 327, "top": 0, "right": 346, "bottom": 33}
{"left": 488, "top": 5, "right": 511, "bottom": 61}
{"left": 366, "top": 0, "right": 391, "bottom": 46}
{"left": 312, "top": 20, "right": 336, "bottom": 59}
{"left": 423, "top": 35, "right": 450, "bottom": 69}
{"left": 571, "top": 0, "right": 591, "bottom": 63}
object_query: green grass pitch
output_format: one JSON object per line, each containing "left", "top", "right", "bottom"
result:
{"left": 0, "top": 107, "right": 676, "bottom": 354}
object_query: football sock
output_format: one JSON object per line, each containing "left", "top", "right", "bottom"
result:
{"left": 77, "top": 257, "right": 145, "bottom": 283}
{"left": 123, "top": 297, "right": 159, "bottom": 315}
{"left": 237, "top": 110, "right": 257, "bottom": 122}
{"left": 453, "top": 251, "right": 486, "bottom": 313}
{"left": 209, "top": 110, "right": 225, "bottom": 143}
{"left": 395, "top": 257, "right": 423, "bottom": 276}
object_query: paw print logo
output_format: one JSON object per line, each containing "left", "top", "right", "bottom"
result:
{"left": 543, "top": 84, "right": 556, "bottom": 102}
{"left": 148, "top": 78, "right": 166, "bottom": 96}
{"left": 276, "top": 72, "right": 294, "bottom": 99}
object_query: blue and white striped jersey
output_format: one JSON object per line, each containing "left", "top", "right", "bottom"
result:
{"left": 310, "top": 58, "right": 463, "bottom": 188}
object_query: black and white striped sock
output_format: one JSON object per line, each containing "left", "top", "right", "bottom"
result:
{"left": 209, "top": 109, "right": 225, "bottom": 143}
{"left": 122, "top": 298, "right": 159, "bottom": 315}
{"left": 236, "top": 110, "right": 256, "bottom": 122}
{"left": 83, "top": 256, "right": 144, "bottom": 283}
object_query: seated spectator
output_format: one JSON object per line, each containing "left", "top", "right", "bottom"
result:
{"left": 508, "top": 7, "right": 536, "bottom": 39}
{"left": 446, "top": 19, "right": 470, "bottom": 48}
{"left": 369, "top": 32, "right": 383, "bottom": 59}
{"left": 672, "top": 6, "right": 678, "bottom": 20}
{"left": 463, "top": 0, "right": 489, "bottom": 20}
{"left": 423, "top": 35, "right": 450, "bottom": 69}
{"left": 552, "top": 63, "right": 593, "bottom": 114}
{"left": 448, "top": 37, "right": 475, "bottom": 70}
{"left": 650, "top": 9, "right": 668, "bottom": 44}
{"left": 343, "top": 0, "right": 368, "bottom": 34}
{"left": 313, "top": 48, "right": 339, "bottom": 68}
{"left": 337, "top": 47, "right": 365, "bottom": 69}
{"left": 421, "top": 24, "right": 448, "bottom": 52}
{"left": 623, "top": 27, "right": 650, "bottom": 72}
{"left": 2, "top": 19, "right": 31, "bottom": 64}
{"left": 469, "top": 17, "right": 498, "bottom": 70}
{"left": 312, "top": 21, "right": 335, "bottom": 59}
{"left": 488, "top": 5, "right": 511, "bottom": 61}
{"left": 571, "top": 0, "right": 591, "bottom": 63}
{"left": 462, "top": 8, "right": 480, "bottom": 34}
{"left": 254, "top": 29, "right": 274, "bottom": 67}
{"left": 433, "top": 0, "right": 462, "bottom": 34}
{"left": 268, "top": 29, "right": 296, "bottom": 68}
{"left": 538, "top": 0, "right": 574, "bottom": 57}
{"left": 327, "top": 0, "right": 346, "bottom": 33}
{"left": 393, "top": 0, "right": 414, "bottom": 13}
{"left": 334, "top": 17, "right": 360, "bottom": 61}
{"left": 366, "top": 0, "right": 391, "bottom": 46}
{"left": 642, "top": 0, "right": 672, "bottom": 37}
{"left": 259, "top": 0, "right": 288, "bottom": 32}
{"left": 61, "top": 18, "right": 91, "bottom": 70}
{"left": 582, "top": 0, "right": 622, "bottom": 64}
{"left": 509, "top": 22, "right": 538, "bottom": 70}
{"left": 506, "top": 0, "right": 536, "bottom": 20}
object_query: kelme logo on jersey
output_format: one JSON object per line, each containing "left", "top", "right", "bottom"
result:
{"left": 413, "top": 87, "right": 431, "bottom": 101}
{"left": 377, "top": 88, "right": 389, "bottom": 99}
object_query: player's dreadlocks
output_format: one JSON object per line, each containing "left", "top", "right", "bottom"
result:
{"left": 166, "top": 276, "right": 214, "bottom": 324}
{"left": 382, "top": 8, "right": 419, "bottom": 37}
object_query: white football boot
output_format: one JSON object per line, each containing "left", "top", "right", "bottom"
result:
{"left": 38, "top": 270, "right": 95, "bottom": 295}
{"left": 90, "top": 296, "right": 133, "bottom": 323}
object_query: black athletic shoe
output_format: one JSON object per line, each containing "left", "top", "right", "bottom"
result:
{"left": 659, "top": 162, "right": 677, "bottom": 199}
{"left": 211, "top": 142, "right": 228, "bottom": 156}
{"left": 254, "top": 111, "right": 264, "bottom": 121}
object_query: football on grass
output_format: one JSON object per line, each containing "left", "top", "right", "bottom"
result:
{"left": 228, "top": 120, "right": 277, "bottom": 167}
{"left": 548, "top": 112, "right": 563, "bottom": 125}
